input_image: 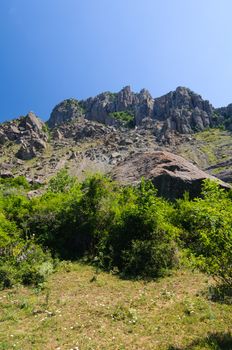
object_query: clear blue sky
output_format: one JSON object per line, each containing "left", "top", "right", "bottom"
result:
{"left": 0, "top": 0, "right": 232, "bottom": 122}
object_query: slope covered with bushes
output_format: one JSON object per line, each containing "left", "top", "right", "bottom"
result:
{"left": 0, "top": 170, "right": 232, "bottom": 293}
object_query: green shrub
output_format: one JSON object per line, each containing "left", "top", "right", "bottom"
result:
{"left": 176, "top": 180, "right": 232, "bottom": 288}
{"left": 26, "top": 174, "right": 179, "bottom": 278}
{"left": 9, "top": 170, "right": 232, "bottom": 286}
{"left": 97, "top": 180, "right": 179, "bottom": 277}
{"left": 0, "top": 264, "right": 16, "bottom": 289}
{"left": 0, "top": 212, "right": 20, "bottom": 248}
{"left": 109, "top": 111, "right": 135, "bottom": 127}
{"left": 0, "top": 241, "right": 54, "bottom": 289}
{"left": 0, "top": 176, "right": 31, "bottom": 191}
{"left": 48, "top": 169, "right": 78, "bottom": 193}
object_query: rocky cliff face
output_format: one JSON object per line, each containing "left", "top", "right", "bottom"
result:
{"left": 47, "top": 86, "right": 215, "bottom": 136}
{"left": 153, "top": 86, "right": 214, "bottom": 134}
{"left": 216, "top": 103, "right": 232, "bottom": 130}
{"left": 81, "top": 86, "right": 154, "bottom": 126}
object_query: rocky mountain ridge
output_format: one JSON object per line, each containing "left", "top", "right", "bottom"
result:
{"left": 48, "top": 86, "right": 217, "bottom": 135}
{"left": 1, "top": 86, "right": 232, "bottom": 198}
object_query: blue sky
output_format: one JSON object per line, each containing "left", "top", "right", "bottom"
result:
{"left": 0, "top": 0, "right": 232, "bottom": 122}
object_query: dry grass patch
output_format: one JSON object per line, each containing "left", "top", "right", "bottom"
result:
{"left": 0, "top": 264, "right": 231, "bottom": 350}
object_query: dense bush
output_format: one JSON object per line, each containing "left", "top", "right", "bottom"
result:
{"left": 0, "top": 240, "right": 54, "bottom": 289}
{"left": 23, "top": 174, "right": 179, "bottom": 277}
{"left": 0, "top": 177, "right": 53, "bottom": 289}
{"left": 98, "top": 180, "right": 179, "bottom": 277}
{"left": 176, "top": 180, "right": 232, "bottom": 288}
{"left": 1, "top": 172, "right": 232, "bottom": 290}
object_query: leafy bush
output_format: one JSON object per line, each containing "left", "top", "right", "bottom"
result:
{"left": 97, "top": 180, "right": 179, "bottom": 277}
{"left": 0, "top": 264, "right": 16, "bottom": 289}
{"left": 25, "top": 174, "right": 179, "bottom": 278}
{"left": 48, "top": 168, "right": 78, "bottom": 193}
{"left": 0, "top": 176, "right": 31, "bottom": 191}
{"left": 0, "top": 212, "right": 20, "bottom": 248}
{"left": 176, "top": 180, "right": 232, "bottom": 288}
{"left": 0, "top": 241, "right": 54, "bottom": 289}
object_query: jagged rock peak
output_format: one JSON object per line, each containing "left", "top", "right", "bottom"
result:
{"left": 153, "top": 86, "right": 214, "bottom": 134}
{"left": 0, "top": 111, "right": 48, "bottom": 160}
{"left": 18, "top": 112, "right": 45, "bottom": 132}
{"left": 47, "top": 98, "right": 84, "bottom": 128}
{"left": 154, "top": 86, "right": 213, "bottom": 113}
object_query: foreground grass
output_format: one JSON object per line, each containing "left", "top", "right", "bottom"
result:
{"left": 0, "top": 264, "right": 231, "bottom": 350}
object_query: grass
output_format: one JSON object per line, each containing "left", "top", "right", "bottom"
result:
{"left": 0, "top": 264, "right": 231, "bottom": 350}
{"left": 176, "top": 129, "right": 232, "bottom": 174}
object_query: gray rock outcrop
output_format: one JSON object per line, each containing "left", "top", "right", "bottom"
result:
{"left": 153, "top": 87, "right": 214, "bottom": 134}
{"left": 48, "top": 99, "right": 84, "bottom": 128}
{"left": 216, "top": 103, "right": 232, "bottom": 130}
{"left": 0, "top": 112, "right": 48, "bottom": 160}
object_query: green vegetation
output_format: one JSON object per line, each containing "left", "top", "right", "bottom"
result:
{"left": 176, "top": 181, "right": 232, "bottom": 289}
{"left": 109, "top": 111, "right": 135, "bottom": 127}
{"left": 177, "top": 128, "right": 232, "bottom": 176}
{"left": 1, "top": 171, "right": 232, "bottom": 290}
{"left": 0, "top": 171, "right": 232, "bottom": 348}
{"left": 105, "top": 91, "right": 117, "bottom": 101}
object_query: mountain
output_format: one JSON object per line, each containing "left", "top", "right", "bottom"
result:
{"left": 0, "top": 86, "right": 232, "bottom": 198}
{"left": 48, "top": 86, "right": 216, "bottom": 134}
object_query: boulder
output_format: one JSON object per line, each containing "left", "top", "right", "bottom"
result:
{"left": 32, "top": 138, "right": 47, "bottom": 150}
{"left": 16, "top": 145, "right": 37, "bottom": 160}
{"left": 112, "top": 151, "right": 230, "bottom": 199}
{"left": 0, "top": 171, "right": 14, "bottom": 179}
{"left": 0, "top": 131, "right": 8, "bottom": 145}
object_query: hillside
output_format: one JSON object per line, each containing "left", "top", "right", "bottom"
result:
{"left": 1, "top": 86, "right": 232, "bottom": 350}
{"left": 1, "top": 86, "right": 232, "bottom": 197}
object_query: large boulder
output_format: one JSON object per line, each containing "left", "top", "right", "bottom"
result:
{"left": 112, "top": 151, "right": 230, "bottom": 199}
{"left": 16, "top": 144, "right": 37, "bottom": 160}
{"left": 0, "top": 131, "right": 8, "bottom": 145}
{"left": 0, "top": 170, "right": 14, "bottom": 179}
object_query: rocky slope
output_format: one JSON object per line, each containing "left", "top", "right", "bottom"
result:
{"left": 0, "top": 86, "right": 232, "bottom": 198}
